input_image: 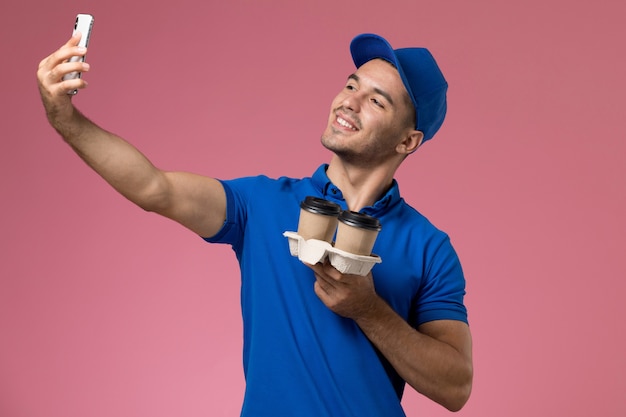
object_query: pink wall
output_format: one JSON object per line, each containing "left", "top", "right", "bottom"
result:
{"left": 1, "top": 0, "right": 625, "bottom": 416}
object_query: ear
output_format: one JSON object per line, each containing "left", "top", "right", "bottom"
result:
{"left": 396, "top": 130, "right": 424, "bottom": 155}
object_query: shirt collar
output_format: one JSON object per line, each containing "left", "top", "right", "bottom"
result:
{"left": 311, "top": 164, "right": 401, "bottom": 216}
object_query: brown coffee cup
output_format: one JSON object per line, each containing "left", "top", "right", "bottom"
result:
{"left": 334, "top": 211, "right": 382, "bottom": 256}
{"left": 297, "top": 197, "right": 341, "bottom": 242}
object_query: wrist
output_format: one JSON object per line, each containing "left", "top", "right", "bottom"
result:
{"left": 50, "top": 105, "right": 86, "bottom": 140}
{"left": 353, "top": 294, "right": 391, "bottom": 325}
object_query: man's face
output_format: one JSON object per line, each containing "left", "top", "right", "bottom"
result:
{"left": 321, "top": 58, "right": 416, "bottom": 166}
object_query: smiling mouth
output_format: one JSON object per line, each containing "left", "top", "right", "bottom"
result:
{"left": 336, "top": 116, "right": 358, "bottom": 131}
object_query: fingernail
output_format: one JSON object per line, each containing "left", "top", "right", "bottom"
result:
{"left": 77, "top": 46, "right": 87, "bottom": 53}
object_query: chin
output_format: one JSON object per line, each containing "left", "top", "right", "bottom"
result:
{"left": 321, "top": 137, "right": 344, "bottom": 156}
{"left": 321, "top": 126, "right": 348, "bottom": 150}
{"left": 320, "top": 131, "right": 335, "bottom": 151}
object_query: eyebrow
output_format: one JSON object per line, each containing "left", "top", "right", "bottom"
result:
{"left": 348, "top": 74, "right": 395, "bottom": 106}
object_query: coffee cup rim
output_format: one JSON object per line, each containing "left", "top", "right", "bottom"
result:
{"left": 338, "top": 210, "right": 382, "bottom": 231}
{"left": 300, "top": 196, "right": 341, "bottom": 216}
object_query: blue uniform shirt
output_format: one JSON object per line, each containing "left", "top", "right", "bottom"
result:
{"left": 204, "top": 164, "right": 467, "bottom": 417}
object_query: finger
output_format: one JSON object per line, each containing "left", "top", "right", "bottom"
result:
{"left": 58, "top": 31, "right": 82, "bottom": 51}
{"left": 306, "top": 262, "right": 335, "bottom": 281}
{"left": 52, "top": 60, "right": 90, "bottom": 79}
{"left": 70, "top": 31, "right": 83, "bottom": 45}
{"left": 40, "top": 61, "right": 90, "bottom": 96}
{"left": 61, "top": 77, "right": 89, "bottom": 96}
{"left": 321, "top": 260, "right": 344, "bottom": 281}
{"left": 38, "top": 36, "right": 87, "bottom": 73}
{"left": 313, "top": 280, "right": 331, "bottom": 298}
{"left": 308, "top": 262, "right": 341, "bottom": 294}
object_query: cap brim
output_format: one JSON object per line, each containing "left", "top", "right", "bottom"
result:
{"left": 350, "top": 33, "right": 400, "bottom": 69}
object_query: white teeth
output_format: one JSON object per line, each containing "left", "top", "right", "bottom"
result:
{"left": 337, "top": 117, "right": 356, "bottom": 130}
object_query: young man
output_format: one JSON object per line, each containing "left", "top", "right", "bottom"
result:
{"left": 37, "top": 33, "right": 472, "bottom": 416}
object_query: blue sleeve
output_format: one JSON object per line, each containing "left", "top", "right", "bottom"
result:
{"left": 202, "top": 179, "right": 245, "bottom": 252}
{"left": 413, "top": 235, "right": 468, "bottom": 326}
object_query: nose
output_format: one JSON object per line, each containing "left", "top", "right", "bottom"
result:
{"left": 341, "top": 90, "right": 363, "bottom": 113}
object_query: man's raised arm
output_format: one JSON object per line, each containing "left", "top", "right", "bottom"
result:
{"left": 37, "top": 33, "right": 226, "bottom": 238}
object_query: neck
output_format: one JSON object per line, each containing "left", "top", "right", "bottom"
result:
{"left": 326, "top": 155, "right": 398, "bottom": 212}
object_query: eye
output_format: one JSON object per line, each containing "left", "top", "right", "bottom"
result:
{"left": 345, "top": 83, "right": 357, "bottom": 91}
{"left": 371, "top": 98, "right": 384, "bottom": 108}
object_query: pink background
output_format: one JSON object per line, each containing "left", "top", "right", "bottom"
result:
{"left": 1, "top": 0, "right": 625, "bottom": 416}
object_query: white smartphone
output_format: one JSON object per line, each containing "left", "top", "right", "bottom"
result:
{"left": 63, "top": 13, "right": 94, "bottom": 94}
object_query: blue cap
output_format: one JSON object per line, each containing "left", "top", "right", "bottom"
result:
{"left": 350, "top": 33, "right": 448, "bottom": 142}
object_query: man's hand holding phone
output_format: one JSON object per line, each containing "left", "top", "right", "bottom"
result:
{"left": 37, "top": 34, "right": 90, "bottom": 124}
{"left": 36, "top": 14, "right": 94, "bottom": 128}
